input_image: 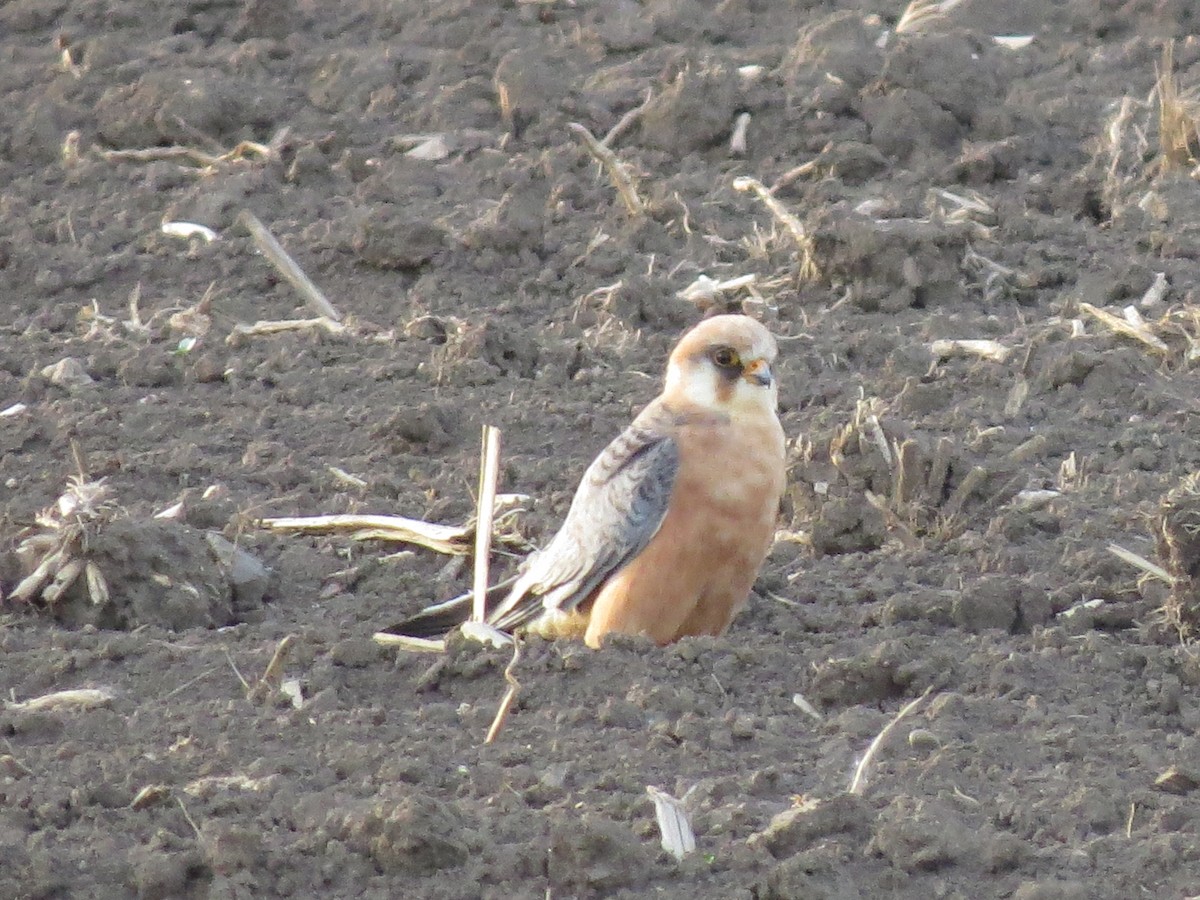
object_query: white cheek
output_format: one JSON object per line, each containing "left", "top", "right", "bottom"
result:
{"left": 732, "top": 378, "right": 777, "bottom": 414}
{"left": 666, "top": 362, "right": 776, "bottom": 414}
{"left": 676, "top": 368, "right": 721, "bottom": 408}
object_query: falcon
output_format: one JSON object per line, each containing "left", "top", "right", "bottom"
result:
{"left": 386, "top": 314, "right": 786, "bottom": 648}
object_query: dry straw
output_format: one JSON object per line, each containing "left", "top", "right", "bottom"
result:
{"left": 849, "top": 687, "right": 934, "bottom": 795}
{"left": 895, "top": 0, "right": 967, "bottom": 34}
{"left": 569, "top": 122, "right": 645, "bottom": 216}
{"left": 1155, "top": 42, "right": 1200, "bottom": 174}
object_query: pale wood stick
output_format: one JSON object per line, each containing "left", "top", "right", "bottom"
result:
{"left": 473, "top": 426, "right": 502, "bottom": 623}
{"left": 237, "top": 210, "right": 342, "bottom": 322}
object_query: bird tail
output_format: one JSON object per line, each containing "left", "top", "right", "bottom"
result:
{"left": 381, "top": 577, "right": 518, "bottom": 639}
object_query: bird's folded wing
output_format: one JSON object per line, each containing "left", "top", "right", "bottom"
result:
{"left": 489, "top": 412, "right": 680, "bottom": 631}
{"left": 381, "top": 577, "right": 518, "bottom": 639}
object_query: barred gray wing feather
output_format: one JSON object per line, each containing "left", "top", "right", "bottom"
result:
{"left": 489, "top": 417, "right": 679, "bottom": 632}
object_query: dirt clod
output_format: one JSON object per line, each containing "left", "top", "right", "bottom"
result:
{"left": 548, "top": 814, "right": 654, "bottom": 894}
{"left": 328, "top": 791, "right": 472, "bottom": 876}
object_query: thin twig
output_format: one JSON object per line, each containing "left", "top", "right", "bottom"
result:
{"left": 227, "top": 318, "right": 347, "bottom": 341}
{"left": 249, "top": 634, "right": 297, "bottom": 702}
{"left": 176, "top": 797, "right": 202, "bottom": 839}
{"left": 223, "top": 647, "right": 250, "bottom": 693}
{"left": 848, "top": 687, "right": 934, "bottom": 795}
{"left": 372, "top": 632, "right": 446, "bottom": 652}
{"left": 601, "top": 88, "right": 653, "bottom": 148}
{"left": 485, "top": 638, "right": 522, "bottom": 744}
{"left": 261, "top": 512, "right": 476, "bottom": 555}
{"left": 732, "top": 176, "right": 817, "bottom": 280}
{"left": 7, "top": 687, "right": 115, "bottom": 712}
{"left": 163, "top": 667, "right": 220, "bottom": 701}
{"left": 473, "top": 426, "right": 502, "bottom": 623}
{"left": 1107, "top": 542, "right": 1173, "bottom": 583}
{"left": 97, "top": 141, "right": 274, "bottom": 169}
{"left": 896, "top": 0, "right": 966, "bottom": 33}
{"left": 930, "top": 339, "right": 1013, "bottom": 364}
{"left": 1079, "top": 302, "right": 1169, "bottom": 353}
{"left": 769, "top": 159, "right": 821, "bottom": 194}
{"left": 569, "top": 123, "right": 645, "bottom": 217}
{"left": 237, "top": 210, "right": 342, "bottom": 322}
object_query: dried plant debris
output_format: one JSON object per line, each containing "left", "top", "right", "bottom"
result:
{"left": 1155, "top": 42, "right": 1200, "bottom": 175}
{"left": 929, "top": 339, "right": 1012, "bottom": 364}
{"left": 6, "top": 687, "right": 116, "bottom": 712}
{"left": 792, "top": 399, "right": 1048, "bottom": 555}
{"left": 6, "top": 476, "right": 117, "bottom": 607}
{"left": 732, "top": 176, "right": 818, "bottom": 281}
{"left": 569, "top": 122, "right": 645, "bottom": 217}
{"left": 1156, "top": 473, "right": 1200, "bottom": 641}
{"left": 262, "top": 500, "right": 530, "bottom": 557}
{"left": 1094, "top": 42, "right": 1200, "bottom": 220}
{"left": 675, "top": 273, "right": 759, "bottom": 314}
{"left": 646, "top": 786, "right": 696, "bottom": 860}
{"left": 895, "top": 0, "right": 967, "bottom": 35}
{"left": 849, "top": 688, "right": 934, "bottom": 795}
{"left": 1073, "top": 295, "right": 1200, "bottom": 365}
{"left": 4, "top": 477, "right": 263, "bottom": 629}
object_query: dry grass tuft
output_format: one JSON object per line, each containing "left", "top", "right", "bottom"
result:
{"left": 895, "top": 0, "right": 967, "bottom": 34}
{"left": 1071, "top": 288, "right": 1200, "bottom": 368}
{"left": 731, "top": 176, "right": 818, "bottom": 281}
{"left": 1156, "top": 472, "right": 1200, "bottom": 641}
{"left": 1093, "top": 42, "right": 1200, "bottom": 219}
{"left": 1155, "top": 42, "right": 1200, "bottom": 174}
{"left": 803, "top": 396, "right": 1050, "bottom": 556}
{"left": 4, "top": 475, "right": 116, "bottom": 608}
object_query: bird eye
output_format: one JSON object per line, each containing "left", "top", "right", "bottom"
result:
{"left": 711, "top": 347, "right": 740, "bottom": 369}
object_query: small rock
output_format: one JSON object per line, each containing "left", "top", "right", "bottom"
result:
{"left": 882, "top": 590, "right": 955, "bottom": 627}
{"left": 869, "top": 798, "right": 969, "bottom": 872}
{"left": 330, "top": 638, "right": 381, "bottom": 668}
{"left": 351, "top": 205, "right": 446, "bottom": 270}
{"left": 750, "top": 794, "right": 872, "bottom": 859}
{"left": 128, "top": 839, "right": 210, "bottom": 900}
{"left": 639, "top": 66, "right": 740, "bottom": 154}
{"left": 907, "top": 728, "right": 941, "bottom": 751}
{"left": 41, "top": 357, "right": 93, "bottom": 387}
{"left": 808, "top": 645, "right": 903, "bottom": 707}
{"left": 953, "top": 576, "right": 1020, "bottom": 632}
{"left": 370, "top": 403, "right": 455, "bottom": 451}
{"left": 758, "top": 849, "right": 860, "bottom": 900}
{"left": 204, "top": 532, "right": 271, "bottom": 614}
{"left": 327, "top": 791, "right": 471, "bottom": 875}
{"left": 233, "top": 0, "right": 299, "bottom": 41}
{"left": 597, "top": 698, "right": 644, "bottom": 729}
{"left": 200, "top": 824, "right": 264, "bottom": 875}
{"left": 983, "top": 831, "right": 1029, "bottom": 874}
{"left": 818, "top": 140, "right": 888, "bottom": 184}
{"left": 1012, "top": 881, "right": 1088, "bottom": 900}
{"left": 860, "top": 87, "right": 960, "bottom": 161}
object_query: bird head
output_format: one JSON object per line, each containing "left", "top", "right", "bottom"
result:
{"left": 664, "top": 315, "right": 779, "bottom": 417}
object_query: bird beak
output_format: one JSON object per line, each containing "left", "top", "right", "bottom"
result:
{"left": 742, "top": 359, "right": 772, "bottom": 387}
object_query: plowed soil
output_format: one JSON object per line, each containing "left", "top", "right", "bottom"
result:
{"left": 4, "top": 1, "right": 1200, "bottom": 898}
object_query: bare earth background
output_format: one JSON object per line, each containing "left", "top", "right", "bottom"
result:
{"left": 4, "top": 0, "right": 1200, "bottom": 897}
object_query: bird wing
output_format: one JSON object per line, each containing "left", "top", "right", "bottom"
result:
{"left": 488, "top": 405, "right": 680, "bottom": 632}
{"left": 380, "top": 577, "right": 518, "bottom": 639}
